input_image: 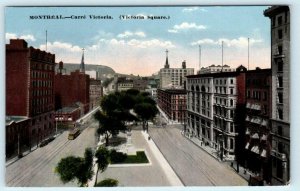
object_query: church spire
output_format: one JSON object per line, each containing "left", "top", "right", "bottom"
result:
{"left": 80, "top": 48, "right": 85, "bottom": 73}
{"left": 164, "top": 49, "right": 170, "bottom": 69}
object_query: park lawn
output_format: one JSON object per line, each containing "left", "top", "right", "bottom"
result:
{"left": 110, "top": 151, "right": 149, "bottom": 164}
{"left": 123, "top": 151, "right": 149, "bottom": 163}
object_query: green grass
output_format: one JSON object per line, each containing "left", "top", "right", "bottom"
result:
{"left": 123, "top": 151, "right": 149, "bottom": 163}
{"left": 110, "top": 151, "right": 149, "bottom": 164}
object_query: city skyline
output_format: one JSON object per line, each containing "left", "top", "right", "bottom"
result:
{"left": 5, "top": 6, "right": 271, "bottom": 76}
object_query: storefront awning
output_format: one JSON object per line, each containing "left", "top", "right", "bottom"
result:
{"left": 245, "top": 142, "right": 250, "bottom": 149}
{"left": 261, "top": 149, "right": 267, "bottom": 157}
{"left": 252, "top": 133, "right": 259, "bottom": 139}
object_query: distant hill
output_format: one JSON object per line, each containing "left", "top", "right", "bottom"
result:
{"left": 58, "top": 63, "right": 116, "bottom": 79}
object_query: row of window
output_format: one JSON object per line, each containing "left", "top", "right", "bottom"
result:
{"left": 31, "top": 80, "right": 53, "bottom": 88}
{"left": 214, "top": 97, "right": 235, "bottom": 107}
{"left": 32, "top": 97, "right": 53, "bottom": 107}
{"left": 215, "top": 78, "right": 235, "bottom": 85}
{"left": 32, "top": 89, "right": 53, "bottom": 97}
{"left": 188, "top": 78, "right": 235, "bottom": 85}
{"left": 247, "top": 90, "right": 268, "bottom": 101}
{"left": 162, "top": 69, "right": 188, "bottom": 73}
{"left": 31, "top": 63, "right": 54, "bottom": 71}
{"left": 213, "top": 117, "right": 235, "bottom": 133}
{"left": 215, "top": 86, "right": 235, "bottom": 95}
{"left": 31, "top": 71, "right": 53, "bottom": 79}
{"left": 214, "top": 107, "right": 235, "bottom": 119}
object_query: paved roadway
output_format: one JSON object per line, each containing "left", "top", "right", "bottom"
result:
{"left": 6, "top": 120, "right": 98, "bottom": 187}
{"left": 148, "top": 125, "right": 248, "bottom": 186}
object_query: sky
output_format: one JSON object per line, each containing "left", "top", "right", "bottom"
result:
{"left": 5, "top": 6, "right": 271, "bottom": 76}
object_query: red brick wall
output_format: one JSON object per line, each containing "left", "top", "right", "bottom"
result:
{"left": 236, "top": 72, "right": 246, "bottom": 104}
{"left": 6, "top": 40, "right": 29, "bottom": 116}
{"left": 55, "top": 70, "right": 90, "bottom": 113}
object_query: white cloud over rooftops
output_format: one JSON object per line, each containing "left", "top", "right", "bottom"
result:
{"left": 191, "top": 37, "right": 263, "bottom": 48}
{"left": 168, "top": 22, "right": 207, "bottom": 33}
{"left": 117, "top": 31, "right": 146, "bottom": 38}
{"left": 6, "top": 32, "right": 36, "bottom": 42}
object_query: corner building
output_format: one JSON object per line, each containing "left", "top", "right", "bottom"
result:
{"left": 6, "top": 39, "right": 56, "bottom": 149}
{"left": 186, "top": 66, "right": 247, "bottom": 161}
{"left": 264, "top": 6, "right": 290, "bottom": 185}
{"left": 157, "top": 89, "right": 187, "bottom": 123}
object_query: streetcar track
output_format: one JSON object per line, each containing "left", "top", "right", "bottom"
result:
{"left": 150, "top": 127, "right": 218, "bottom": 186}
{"left": 6, "top": 139, "right": 71, "bottom": 186}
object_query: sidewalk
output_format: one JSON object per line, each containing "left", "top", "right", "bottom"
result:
{"left": 181, "top": 131, "right": 257, "bottom": 185}
{"left": 141, "top": 131, "right": 183, "bottom": 186}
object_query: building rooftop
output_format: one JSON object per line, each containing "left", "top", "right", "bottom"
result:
{"left": 264, "top": 6, "right": 289, "bottom": 17}
{"left": 159, "top": 88, "right": 187, "bottom": 94}
{"left": 56, "top": 106, "right": 79, "bottom": 114}
{"left": 6, "top": 116, "right": 29, "bottom": 126}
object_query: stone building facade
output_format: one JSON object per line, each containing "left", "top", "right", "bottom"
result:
{"left": 186, "top": 65, "right": 247, "bottom": 161}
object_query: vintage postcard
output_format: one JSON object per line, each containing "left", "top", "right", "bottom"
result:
{"left": 5, "top": 5, "right": 290, "bottom": 187}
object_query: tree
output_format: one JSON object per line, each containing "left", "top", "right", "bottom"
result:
{"left": 94, "top": 110, "right": 126, "bottom": 146}
{"left": 102, "top": 77, "right": 114, "bottom": 88}
{"left": 55, "top": 148, "right": 94, "bottom": 187}
{"left": 94, "top": 146, "right": 109, "bottom": 186}
{"left": 134, "top": 102, "right": 158, "bottom": 132}
{"left": 95, "top": 178, "right": 118, "bottom": 187}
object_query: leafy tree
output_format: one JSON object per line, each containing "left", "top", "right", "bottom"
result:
{"left": 102, "top": 78, "right": 114, "bottom": 88}
{"left": 94, "top": 146, "right": 109, "bottom": 186}
{"left": 95, "top": 178, "right": 118, "bottom": 187}
{"left": 134, "top": 102, "right": 158, "bottom": 132}
{"left": 94, "top": 110, "right": 126, "bottom": 146}
{"left": 55, "top": 148, "right": 94, "bottom": 187}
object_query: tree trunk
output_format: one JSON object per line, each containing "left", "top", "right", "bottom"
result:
{"left": 94, "top": 166, "right": 99, "bottom": 186}
{"left": 146, "top": 121, "right": 149, "bottom": 132}
{"left": 105, "top": 134, "right": 109, "bottom": 146}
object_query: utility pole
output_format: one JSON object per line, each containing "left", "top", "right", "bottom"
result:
{"left": 199, "top": 45, "right": 201, "bottom": 73}
{"left": 46, "top": 30, "right": 47, "bottom": 51}
{"left": 221, "top": 41, "right": 224, "bottom": 72}
{"left": 248, "top": 37, "right": 250, "bottom": 70}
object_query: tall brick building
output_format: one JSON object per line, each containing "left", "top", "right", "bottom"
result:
{"left": 264, "top": 6, "right": 290, "bottom": 185}
{"left": 54, "top": 61, "right": 90, "bottom": 114}
{"left": 244, "top": 68, "right": 272, "bottom": 183}
{"left": 6, "top": 39, "right": 56, "bottom": 153}
{"left": 157, "top": 88, "right": 187, "bottom": 123}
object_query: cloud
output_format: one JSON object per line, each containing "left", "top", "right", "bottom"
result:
{"left": 191, "top": 37, "right": 263, "bottom": 48}
{"left": 117, "top": 31, "right": 146, "bottom": 38}
{"left": 98, "top": 37, "right": 175, "bottom": 48}
{"left": 40, "top": 41, "right": 82, "bottom": 52}
{"left": 167, "top": 29, "right": 178, "bottom": 33}
{"left": 6, "top": 32, "right": 36, "bottom": 42}
{"left": 168, "top": 22, "right": 206, "bottom": 33}
{"left": 182, "top": 7, "right": 208, "bottom": 12}
{"left": 182, "top": 7, "right": 199, "bottom": 12}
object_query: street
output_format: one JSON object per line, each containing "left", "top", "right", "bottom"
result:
{"left": 148, "top": 124, "right": 247, "bottom": 186}
{"left": 6, "top": 120, "right": 98, "bottom": 187}
{"left": 6, "top": 115, "right": 247, "bottom": 187}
